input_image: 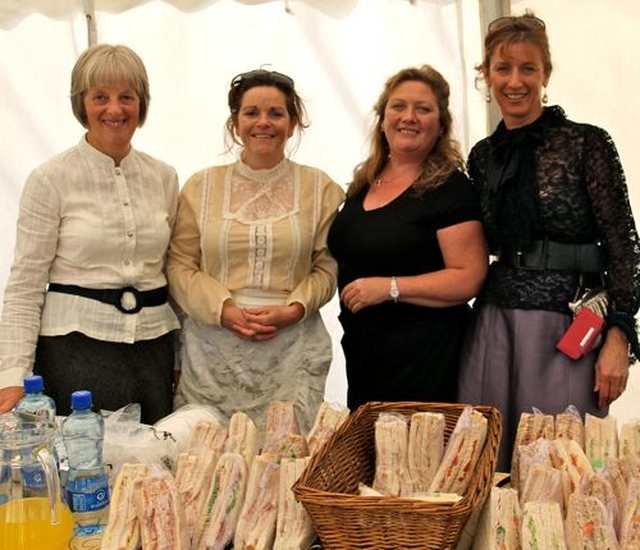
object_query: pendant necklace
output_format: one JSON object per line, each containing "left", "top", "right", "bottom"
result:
{"left": 373, "top": 167, "right": 420, "bottom": 188}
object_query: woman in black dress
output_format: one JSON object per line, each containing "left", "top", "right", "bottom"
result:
{"left": 327, "top": 65, "right": 488, "bottom": 411}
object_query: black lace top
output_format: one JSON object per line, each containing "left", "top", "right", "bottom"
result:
{"left": 469, "top": 106, "right": 640, "bottom": 359}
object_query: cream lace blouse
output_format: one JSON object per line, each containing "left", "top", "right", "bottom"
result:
{"left": 167, "top": 158, "right": 345, "bottom": 324}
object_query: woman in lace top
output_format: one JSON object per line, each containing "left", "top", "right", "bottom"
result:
{"left": 457, "top": 12, "right": 640, "bottom": 471}
{"left": 167, "top": 70, "right": 344, "bottom": 434}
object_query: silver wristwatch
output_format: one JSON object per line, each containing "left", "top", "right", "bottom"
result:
{"left": 389, "top": 276, "right": 400, "bottom": 303}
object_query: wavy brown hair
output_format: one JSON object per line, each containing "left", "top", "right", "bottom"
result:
{"left": 348, "top": 65, "right": 465, "bottom": 199}
{"left": 224, "top": 69, "right": 308, "bottom": 153}
{"left": 477, "top": 11, "right": 552, "bottom": 79}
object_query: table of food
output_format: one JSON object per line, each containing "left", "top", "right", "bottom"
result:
{"left": 3, "top": 385, "right": 639, "bottom": 550}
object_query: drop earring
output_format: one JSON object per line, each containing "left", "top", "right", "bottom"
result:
{"left": 542, "top": 87, "right": 549, "bottom": 104}
{"left": 485, "top": 89, "right": 492, "bottom": 103}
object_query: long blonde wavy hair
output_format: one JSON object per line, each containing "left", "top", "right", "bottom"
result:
{"left": 348, "top": 65, "right": 465, "bottom": 199}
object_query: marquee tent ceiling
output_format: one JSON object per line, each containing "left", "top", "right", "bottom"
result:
{"left": 1, "top": 0, "right": 364, "bottom": 29}
{"left": 1, "top": 0, "right": 638, "bottom": 421}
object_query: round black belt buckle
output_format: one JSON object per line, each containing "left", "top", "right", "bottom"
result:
{"left": 116, "top": 286, "right": 143, "bottom": 314}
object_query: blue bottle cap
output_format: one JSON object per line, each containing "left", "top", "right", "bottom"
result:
{"left": 71, "top": 390, "right": 93, "bottom": 411}
{"left": 23, "top": 375, "right": 44, "bottom": 394}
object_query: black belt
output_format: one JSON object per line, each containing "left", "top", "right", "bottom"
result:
{"left": 48, "top": 284, "right": 168, "bottom": 314}
{"left": 499, "top": 240, "right": 606, "bottom": 273}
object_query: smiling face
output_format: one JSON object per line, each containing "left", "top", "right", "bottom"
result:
{"left": 84, "top": 83, "right": 140, "bottom": 164}
{"left": 234, "top": 85, "right": 295, "bottom": 169}
{"left": 381, "top": 80, "right": 441, "bottom": 161}
{"left": 488, "top": 41, "right": 549, "bottom": 129}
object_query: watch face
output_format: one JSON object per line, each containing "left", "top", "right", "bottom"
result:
{"left": 390, "top": 277, "right": 399, "bottom": 301}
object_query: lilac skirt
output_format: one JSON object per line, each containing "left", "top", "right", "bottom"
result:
{"left": 457, "top": 304, "right": 606, "bottom": 472}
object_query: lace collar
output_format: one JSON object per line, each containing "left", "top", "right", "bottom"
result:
{"left": 235, "top": 157, "right": 290, "bottom": 183}
{"left": 226, "top": 157, "right": 298, "bottom": 223}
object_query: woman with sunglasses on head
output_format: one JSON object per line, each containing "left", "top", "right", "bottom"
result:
{"left": 327, "top": 65, "right": 488, "bottom": 412}
{"left": 167, "top": 69, "right": 344, "bottom": 433}
{"left": 457, "top": 12, "right": 640, "bottom": 471}
{"left": 0, "top": 45, "right": 180, "bottom": 423}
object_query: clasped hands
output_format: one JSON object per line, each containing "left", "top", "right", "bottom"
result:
{"left": 221, "top": 302, "right": 305, "bottom": 341}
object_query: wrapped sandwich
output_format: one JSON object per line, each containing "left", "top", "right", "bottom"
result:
{"left": 234, "top": 453, "right": 281, "bottom": 550}
{"left": 472, "top": 486, "right": 522, "bottom": 550}
{"left": 517, "top": 437, "right": 553, "bottom": 493}
{"left": 263, "top": 401, "right": 302, "bottom": 454}
{"left": 549, "top": 438, "right": 594, "bottom": 506}
{"left": 577, "top": 472, "right": 619, "bottom": 536}
{"left": 554, "top": 406, "right": 585, "bottom": 449}
{"left": 565, "top": 493, "right": 619, "bottom": 550}
{"left": 224, "top": 411, "right": 258, "bottom": 470}
{"left": 408, "top": 411, "right": 445, "bottom": 492}
{"left": 101, "top": 462, "right": 150, "bottom": 550}
{"left": 133, "top": 468, "right": 189, "bottom": 550}
{"left": 603, "top": 456, "right": 629, "bottom": 532}
{"left": 306, "top": 401, "right": 349, "bottom": 456}
{"left": 174, "top": 449, "right": 218, "bottom": 543}
{"left": 511, "top": 411, "right": 554, "bottom": 491}
{"left": 188, "top": 419, "right": 228, "bottom": 455}
{"left": 585, "top": 413, "right": 618, "bottom": 471}
{"left": 193, "top": 452, "right": 248, "bottom": 550}
{"left": 429, "top": 407, "right": 488, "bottom": 495}
{"left": 273, "top": 456, "right": 315, "bottom": 550}
{"left": 520, "top": 464, "right": 564, "bottom": 514}
{"left": 619, "top": 477, "right": 640, "bottom": 548}
{"left": 521, "top": 501, "right": 566, "bottom": 550}
{"left": 372, "top": 412, "right": 413, "bottom": 496}
{"left": 619, "top": 419, "right": 640, "bottom": 461}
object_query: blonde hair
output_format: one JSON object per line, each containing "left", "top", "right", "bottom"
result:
{"left": 70, "top": 44, "right": 150, "bottom": 128}
{"left": 349, "top": 65, "right": 464, "bottom": 199}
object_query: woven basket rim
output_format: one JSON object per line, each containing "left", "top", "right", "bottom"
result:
{"left": 293, "top": 401, "right": 502, "bottom": 535}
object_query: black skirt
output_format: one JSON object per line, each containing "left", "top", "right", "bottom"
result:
{"left": 340, "top": 304, "right": 470, "bottom": 411}
{"left": 34, "top": 331, "right": 177, "bottom": 424}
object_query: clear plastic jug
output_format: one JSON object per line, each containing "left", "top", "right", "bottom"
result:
{"left": 0, "top": 412, "right": 73, "bottom": 550}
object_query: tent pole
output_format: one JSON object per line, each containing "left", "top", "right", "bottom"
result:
{"left": 479, "top": 0, "right": 509, "bottom": 132}
{"left": 480, "top": 0, "right": 510, "bottom": 28}
{"left": 83, "top": 0, "right": 97, "bottom": 47}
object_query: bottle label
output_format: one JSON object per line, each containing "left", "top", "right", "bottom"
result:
{"left": 16, "top": 408, "right": 55, "bottom": 422}
{"left": 22, "top": 464, "right": 47, "bottom": 493}
{"left": 66, "top": 474, "right": 110, "bottom": 513}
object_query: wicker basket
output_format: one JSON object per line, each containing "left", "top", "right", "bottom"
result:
{"left": 294, "top": 401, "right": 502, "bottom": 550}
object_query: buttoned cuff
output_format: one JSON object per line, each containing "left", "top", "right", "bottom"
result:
{"left": 0, "top": 365, "right": 29, "bottom": 388}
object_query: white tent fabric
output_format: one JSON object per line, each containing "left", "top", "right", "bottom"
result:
{"left": 0, "top": 0, "right": 638, "bottom": 421}
{"left": 0, "top": 0, "right": 363, "bottom": 29}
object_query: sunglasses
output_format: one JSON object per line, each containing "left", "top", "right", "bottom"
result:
{"left": 488, "top": 15, "right": 546, "bottom": 33}
{"left": 230, "top": 69, "right": 295, "bottom": 89}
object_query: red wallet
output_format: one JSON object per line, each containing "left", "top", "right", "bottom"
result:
{"left": 556, "top": 307, "right": 605, "bottom": 360}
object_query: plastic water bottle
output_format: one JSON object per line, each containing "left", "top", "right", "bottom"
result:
{"left": 14, "top": 374, "right": 57, "bottom": 422}
{"left": 14, "top": 375, "right": 58, "bottom": 496}
{"left": 61, "top": 390, "right": 110, "bottom": 536}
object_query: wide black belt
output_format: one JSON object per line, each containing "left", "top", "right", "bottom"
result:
{"left": 499, "top": 240, "right": 606, "bottom": 273}
{"left": 48, "top": 283, "right": 168, "bottom": 314}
